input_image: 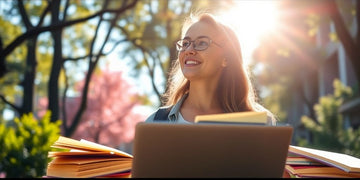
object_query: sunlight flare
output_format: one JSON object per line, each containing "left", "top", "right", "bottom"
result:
{"left": 218, "top": 1, "right": 280, "bottom": 64}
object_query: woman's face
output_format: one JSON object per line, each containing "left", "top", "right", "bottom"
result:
{"left": 178, "top": 21, "right": 226, "bottom": 82}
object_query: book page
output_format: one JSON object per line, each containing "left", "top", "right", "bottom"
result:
{"left": 51, "top": 136, "right": 132, "bottom": 158}
{"left": 80, "top": 139, "right": 132, "bottom": 158}
{"left": 48, "top": 160, "right": 131, "bottom": 171}
{"left": 289, "top": 145, "right": 360, "bottom": 172}
{"left": 49, "top": 156, "right": 131, "bottom": 164}
{"left": 48, "top": 151, "right": 128, "bottom": 158}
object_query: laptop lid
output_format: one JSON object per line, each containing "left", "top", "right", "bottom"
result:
{"left": 131, "top": 122, "right": 293, "bottom": 178}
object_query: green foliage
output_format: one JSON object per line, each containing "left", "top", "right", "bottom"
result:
{"left": 0, "top": 112, "right": 61, "bottom": 178}
{"left": 262, "top": 83, "right": 288, "bottom": 122}
{"left": 0, "top": 15, "right": 27, "bottom": 106}
{"left": 300, "top": 79, "right": 360, "bottom": 158}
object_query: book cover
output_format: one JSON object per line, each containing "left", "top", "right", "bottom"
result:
{"left": 286, "top": 156, "right": 323, "bottom": 166}
{"left": 285, "top": 164, "right": 346, "bottom": 174}
{"left": 46, "top": 136, "right": 133, "bottom": 178}
{"left": 194, "top": 111, "right": 267, "bottom": 124}
{"left": 288, "top": 145, "right": 360, "bottom": 173}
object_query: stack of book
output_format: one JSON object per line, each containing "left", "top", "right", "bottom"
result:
{"left": 46, "top": 136, "right": 133, "bottom": 178}
{"left": 285, "top": 145, "right": 360, "bottom": 178}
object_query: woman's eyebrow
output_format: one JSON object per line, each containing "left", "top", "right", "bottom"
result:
{"left": 182, "top": 35, "right": 210, "bottom": 40}
{"left": 197, "top": 35, "right": 209, "bottom": 39}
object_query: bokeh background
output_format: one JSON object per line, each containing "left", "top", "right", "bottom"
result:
{"left": 0, "top": 0, "right": 359, "bottom": 177}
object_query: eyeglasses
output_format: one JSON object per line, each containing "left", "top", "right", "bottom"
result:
{"left": 175, "top": 36, "right": 222, "bottom": 52}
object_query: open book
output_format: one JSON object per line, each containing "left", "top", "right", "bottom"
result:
{"left": 194, "top": 111, "right": 267, "bottom": 125}
{"left": 46, "top": 136, "right": 133, "bottom": 178}
{"left": 285, "top": 145, "right": 360, "bottom": 178}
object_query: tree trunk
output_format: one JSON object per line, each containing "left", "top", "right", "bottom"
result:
{"left": 48, "top": 0, "right": 62, "bottom": 123}
{"left": 328, "top": 0, "right": 360, "bottom": 93}
{"left": 18, "top": 0, "right": 38, "bottom": 116}
{"left": 22, "top": 37, "right": 38, "bottom": 115}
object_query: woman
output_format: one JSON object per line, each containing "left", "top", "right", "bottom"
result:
{"left": 145, "top": 12, "right": 276, "bottom": 125}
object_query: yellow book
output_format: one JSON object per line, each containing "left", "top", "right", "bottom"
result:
{"left": 194, "top": 111, "right": 267, "bottom": 124}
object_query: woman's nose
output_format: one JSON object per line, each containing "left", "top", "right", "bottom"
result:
{"left": 184, "top": 43, "right": 196, "bottom": 55}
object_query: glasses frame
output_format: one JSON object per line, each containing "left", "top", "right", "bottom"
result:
{"left": 175, "top": 36, "right": 222, "bottom": 52}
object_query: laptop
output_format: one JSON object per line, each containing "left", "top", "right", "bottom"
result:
{"left": 131, "top": 122, "right": 293, "bottom": 178}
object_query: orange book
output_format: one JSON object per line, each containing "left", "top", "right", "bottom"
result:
{"left": 285, "top": 164, "right": 360, "bottom": 178}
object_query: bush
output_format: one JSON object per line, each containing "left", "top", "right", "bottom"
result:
{"left": 300, "top": 79, "right": 360, "bottom": 158}
{"left": 0, "top": 111, "right": 61, "bottom": 178}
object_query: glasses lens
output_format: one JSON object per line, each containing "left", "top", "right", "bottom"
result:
{"left": 176, "top": 39, "right": 190, "bottom": 51}
{"left": 176, "top": 37, "right": 211, "bottom": 51}
{"left": 194, "top": 37, "right": 210, "bottom": 51}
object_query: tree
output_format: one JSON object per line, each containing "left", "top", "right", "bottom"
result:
{"left": 253, "top": 0, "right": 359, "bottom": 124}
{"left": 64, "top": 67, "right": 145, "bottom": 146}
{"left": 0, "top": 0, "right": 139, "bottom": 136}
{"left": 38, "top": 66, "right": 145, "bottom": 147}
{"left": 324, "top": 0, "right": 360, "bottom": 88}
{"left": 253, "top": 0, "right": 319, "bottom": 122}
{"left": 0, "top": 0, "right": 233, "bottom": 138}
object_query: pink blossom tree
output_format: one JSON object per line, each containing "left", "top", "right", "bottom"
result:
{"left": 68, "top": 67, "right": 146, "bottom": 148}
{"left": 38, "top": 67, "right": 146, "bottom": 148}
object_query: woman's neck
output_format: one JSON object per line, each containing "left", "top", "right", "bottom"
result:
{"left": 180, "top": 81, "right": 223, "bottom": 122}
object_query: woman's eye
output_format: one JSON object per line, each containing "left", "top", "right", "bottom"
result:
{"left": 198, "top": 40, "right": 208, "bottom": 46}
{"left": 182, "top": 41, "right": 190, "bottom": 47}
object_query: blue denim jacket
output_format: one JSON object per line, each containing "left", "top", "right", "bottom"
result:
{"left": 145, "top": 94, "right": 190, "bottom": 124}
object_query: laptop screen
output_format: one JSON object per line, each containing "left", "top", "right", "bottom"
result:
{"left": 131, "top": 122, "right": 293, "bottom": 178}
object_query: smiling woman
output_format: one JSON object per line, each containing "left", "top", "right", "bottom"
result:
{"left": 144, "top": 12, "right": 277, "bottom": 125}
{"left": 218, "top": 0, "right": 280, "bottom": 65}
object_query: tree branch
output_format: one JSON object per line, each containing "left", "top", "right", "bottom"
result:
{"left": 36, "top": 1, "right": 51, "bottom": 27}
{"left": 17, "top": 0, "right": 33, "bottom": 29}
{"left": 0, "top": 0, "right": 138, "bottom": 78}
{"left": 0, "top": 95, "right": 21, "bottom": 112}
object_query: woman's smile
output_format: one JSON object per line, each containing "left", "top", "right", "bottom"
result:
{"left": 184, "top": 58, "right": 201, "bottom": 65}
